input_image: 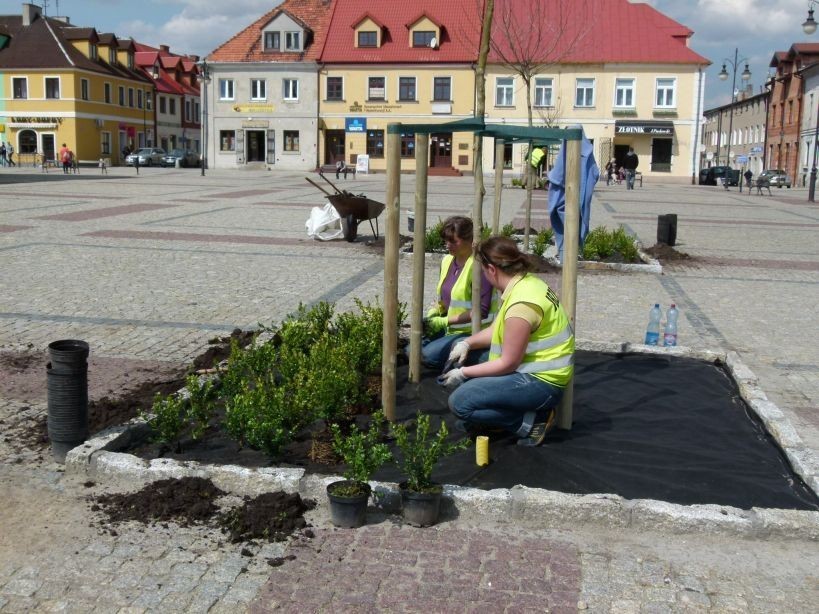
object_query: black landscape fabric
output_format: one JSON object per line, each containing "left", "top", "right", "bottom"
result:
{"left": 377, "top": 351, "right": 819, "bottom": 511}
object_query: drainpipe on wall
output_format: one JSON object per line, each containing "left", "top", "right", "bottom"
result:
{"left": 315, "top": 63, "right": 323, "bottom": 170}
{"left": 692, "top": 67, "right": 704, "bottom": 184}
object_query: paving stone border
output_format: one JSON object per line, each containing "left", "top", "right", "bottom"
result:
{"left": 64, "top": 342, "right": 819, "bottom": 541}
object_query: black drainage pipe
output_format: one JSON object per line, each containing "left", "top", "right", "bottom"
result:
{"left": 657, "top": 214, "right": 677, "bottom": 247}
{"left": 47, "top": 340, "right": 89, "bottom": 462}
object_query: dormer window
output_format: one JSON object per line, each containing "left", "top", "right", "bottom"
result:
{"left": 285, "top": 31, "right": 301, "bottom": 51}
{"left": 109, "top": 48, "right": 116, "bottom": 64}
{"left": 358, "top": 31, "right": 377, "bottom": 47}
{"left": 412, "top": 31, "right": 435, "bottom": 47}
{"left": 90, "top": 44, "right": 98, "bottom": 60}
{"left": 127, "top": 53, "right": 134, "bottom": 70}
{"left": 264, "top": 31, "right": 280, "bottom": 50}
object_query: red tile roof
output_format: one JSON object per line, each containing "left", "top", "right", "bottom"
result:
{"left": 208, "top": 0, "right": 336, "bottom": 62}
{"left": 487, "top": 0, "right": 708, "bottom": 65}
{"left": 321, "top": 0, "right": 480, "bottom": 63}
{"left": 134, "top": 41, "right": 199, "bottom": 96}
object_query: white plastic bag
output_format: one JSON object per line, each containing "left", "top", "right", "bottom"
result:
{"left": 305, "top": 202, "right": 343, "bottom": 241}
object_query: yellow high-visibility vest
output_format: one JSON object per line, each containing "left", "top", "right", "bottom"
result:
{"left": 435, "top": 254, "right": 497, "bottom": 334}
{"left": 489, "top": 274, "right": 574, "bottom": 386}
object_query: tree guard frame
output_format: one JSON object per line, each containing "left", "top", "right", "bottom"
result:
{"left": 383, "top": 118, "right": 583, "bottom": 432}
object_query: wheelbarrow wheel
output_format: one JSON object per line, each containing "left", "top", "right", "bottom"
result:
{"left": 343, "top": 213, "right": 358, "bottom": 242}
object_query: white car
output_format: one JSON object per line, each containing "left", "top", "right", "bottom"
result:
{"left": 125, "top": 148, "right": 165, "bottom": 166}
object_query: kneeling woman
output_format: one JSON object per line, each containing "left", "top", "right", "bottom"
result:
{"left": 440, "top": 236, "right": 574, "bottom": 446}
{"left": 421, "top": 216, "right": 496, "bottom": 369}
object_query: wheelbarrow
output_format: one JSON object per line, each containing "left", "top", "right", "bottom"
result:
{"left": 305, "top": 175, "right": 385, "bottom": 242}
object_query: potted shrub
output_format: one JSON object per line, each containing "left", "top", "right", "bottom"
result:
{"left": 391, "top": 413, "right": 469, "bottom": 527}
{"left": 327, "top": 412, "right": 392, "bottom": 528}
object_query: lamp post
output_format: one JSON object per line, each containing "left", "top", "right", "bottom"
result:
{"left": 196, "top": 60, "right": 210, "bottom": 177}
{"left": 718, "top": 50, "right": 751, "bottom": 180}
{"left": 803, "top": 2, "right": 819, "bottom": 201}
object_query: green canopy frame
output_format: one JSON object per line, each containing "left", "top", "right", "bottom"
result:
{"left": 381, "top": 118, "right": 583, "bottom": 431}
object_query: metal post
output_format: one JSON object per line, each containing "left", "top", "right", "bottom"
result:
{"left": 809, "top": 100, "right": 819, "bottom": 202}
{"left": 201, "top": 74, "right": 207, "bottom": 177}
{"left": 725, "top": 49, "right": 739, "bottom": 174}
{"left": 493, "top": 140, "right": 504, "bottom": 233}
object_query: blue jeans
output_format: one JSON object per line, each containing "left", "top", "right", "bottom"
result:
{"left": 625, "top": 169, "right": 636, "bottom": 190}
{"left": 449, "top": 372, "right": 564, "bottom": 435}
{"left": 420, "top": 332, "right": 488, "bottom": 370}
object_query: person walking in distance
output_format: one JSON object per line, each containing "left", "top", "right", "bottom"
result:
{"left": 6, "top": 143, "right": 15, "bottom": 167}
{"left": 59, "top": 143, "right": 71, "bottom": 174}
{"left": 622, "top": 146, "right": 639, "bottom": 190}
{"left": 743, "top": 169, "right": 753, "bottom": 194}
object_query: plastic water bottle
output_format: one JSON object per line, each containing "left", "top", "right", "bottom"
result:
{"left": 644, "top": 304, "right": 661, "bottom": 345}
{"left": 664, "top": 304, "right": 679, "bottom": 347}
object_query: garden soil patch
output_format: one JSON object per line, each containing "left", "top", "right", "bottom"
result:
{"left": 90, "top": 477, "right": 315, "bottom": 544}
{"left": 644, "top": 243, "right": 692, "bottom": 263}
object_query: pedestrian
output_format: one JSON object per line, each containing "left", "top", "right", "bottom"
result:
{"left": 6, "top": 143, "right": 15, "bottom": 167}
{"left": 419, "top": 216, "right": 497, "bottom": 370}
{"left": 70, "top": 149, "right": 79, "bottom": 174}
{"left": 59, "top": 143, "right": 71, "bottom": 174}
{"left": 530, "top": 146, "right": 546, "bottom": 178}
{"left": 99, "top": 157, "right": 108, "bottom": 174}
{"left": 744, "top": 169, "right": 753, "bottom": 194}
{"left": 605, "top": 158, "right": 617, "bottom": 185}
{"left": 335, "top": 160, "right": 348, "bottom": 179}
{"left": 0, "top": 142, "right": 6, "bottom": 167}
{"left": 622, "top": 146, "right": 639, "bottom": 190}
{"left": 440, "top": 236, "right": 575, "bottom": 447}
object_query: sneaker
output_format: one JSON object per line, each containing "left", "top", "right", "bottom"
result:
{"left": 517, "top": 408, "right": 557, "bottom": 447}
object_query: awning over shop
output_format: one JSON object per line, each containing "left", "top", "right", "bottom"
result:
{"left": 615, "top": 120, "right": 674, "bottom": 136}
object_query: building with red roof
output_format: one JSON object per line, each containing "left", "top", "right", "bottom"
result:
{"left": 483, "top": 0, "right": 709, "bottom": 180}
{"left": 203, "top": 0, "right": 337, "bottom": 170}
{"left": 134, "top": 42, "right": 202, "bottom": 157}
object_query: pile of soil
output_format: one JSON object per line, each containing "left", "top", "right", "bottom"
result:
{"left": 90, "top": 476, "right": 316, "bottom": 544}
{"left": 192, "top": 328, "right": 255, "bottom": 372}
{"left": 644, "top": 243, "right": 692, "bottom": 262}
{"left": 219, "top": 492, "right": 316, "bottom": 543}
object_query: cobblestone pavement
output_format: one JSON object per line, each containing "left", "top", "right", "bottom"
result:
{"left": 1, "top": 166, "right": 818, "bottom": 611}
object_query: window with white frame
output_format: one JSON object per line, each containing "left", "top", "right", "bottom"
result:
{"left": 614, "top": 78, "right": 635, "bottom": 108}
{"left": 655, "top": 78, "right": 676, "bottom": 108}
{"left": 285, "top": 31, "right": 301, "bottom": 51}
{"left": 90, "top": 44, "right": 97, "bottom": 60}
{"left": 219, "top": 79, "right": 235, "bottom": 100}
{"left": 185, "top": 100, "right": 191, "bottom": 122}
{"left": 220, "top": 130, "right": 235, "bottom": 151}
{"left": 495, "top": 77, "right": 514, "bottom": 106}
{"left": 169, "top": 98, "right": 176, "bottom": 115}
{"left": 368, "top": 76, "right": 385, "bottom": 101}
{"left": 128, "top": 87, "right": 134, "bottom": 107}
{"left": 433, "top": 76, "right": 451, "bottom": 101}
{"left": 264, "top": 31, "right": 280, "bottom": 50}
{"left": 326, "top": 76, "right": 343, "bottom": 101}
{"left": 159, "top": 96, "right": 166, "bottom": 114}
{"left": 101, "top": 132, "right": 111, "bottom": 155}
{"left": 358, "top": 31, "right": 377, "bottom": 47}
{"left": 45, "top": 77, "right": 60, "bottom": 99}
{"left": 137, "top": 89, "right": 143, "bottom": 109}
{"left": 118, "top": 86, "right": 125, "bottom": 106}
{"left": 534, "top": 77, "right": 553, "bottom": 107}
{"left": 81, "top": 79, "right": 89, "bottom": 101}
{"left": 283, "top": 78, "right": 299, "bottom": 101}
{"left": 104, "top": 83, "right": 111, "bottom": 103}
{"left": 575, "top": 78, "right": 594, "bottom": 107}
{"left": 146, "top": 92, "right": 152, "bottom": 111}
{"left": 12, "top": 77, "right": 27, "bottom": 99}
{"left": 251, "top": 79, "right": 267, "bottom": 101}
{"left": 398, "top": 77, "right": 416, "bottom": 102}
{"left": 109, "top": 48, "right": 116, "bottom": 64}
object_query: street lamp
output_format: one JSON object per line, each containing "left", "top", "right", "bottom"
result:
{"left": 718, "top": 49, "right": 751, "bottom": 176}
{"left": 803, "top": 1, "right": 818, "bottom": 34}
{"left": 196, "top": 60, "right": 210, "bottom": 177}
{"left": 803, "top": 3, "right": 819, "bottom": 200}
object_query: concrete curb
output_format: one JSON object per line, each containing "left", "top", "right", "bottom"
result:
{"left": 64, "top": 344, "right": 819, "bottom": 540}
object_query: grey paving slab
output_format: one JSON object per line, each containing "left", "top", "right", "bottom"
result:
{"left": 1, "top": 167, "right": 818, "bottom": 611}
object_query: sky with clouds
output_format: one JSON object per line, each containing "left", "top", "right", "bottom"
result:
{"left": 7, "top": 0, "right": 819, "bottom": 109}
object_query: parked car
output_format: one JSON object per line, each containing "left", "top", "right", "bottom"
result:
{"left": 759, "top": 169, "right": 791, "bottom": 188}
{"left": 699, "top": 165, "right": 739, "bottom": 186}
{"left": 125, "top": 147, "right": 165, "bottom": 166}
{"left": 161, "top": 149, "right": 200, "bottom": 168}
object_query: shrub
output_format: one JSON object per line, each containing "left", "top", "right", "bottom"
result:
{"left": 293, "top": 336, "right": 362, "bottom": 423}
{"left": 500, "top": 222, "right": 516, "bottom": 238}
{"left": 532, "top": 228, "right": 555, "bottom": 258}
{"left": 277, "top": 302, "right": 334, "bottom": 355}
{"left": 185, "top": 374, "right": 217, "bottom": 440}
{"left": 391, "top": 413, "right": 469, "bottom": 493}
{"left": 142, "top": 392, "right": 187, "bottom": 445}
{"left": 329, "top": 411, "right": 392, "bottom": 496}
{"left": 424, "top": 219, "right": 445, "bottom": 252}
{"left": 582, "top": 225, "right": 638, "bottom": 262}
{"left": 223, "top": 380, "right": 300, "bottom": 457}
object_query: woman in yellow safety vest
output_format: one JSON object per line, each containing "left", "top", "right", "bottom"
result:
{"left": 422, "top": 216, "right": 497, "bottom": 369}
{"left": 440, "top": 236, "right": 574, "bottom": 447}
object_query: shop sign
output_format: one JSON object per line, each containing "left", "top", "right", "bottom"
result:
{"left": 232, "top": 104, "right": 276, "bottom": 113}
{"left": 750, "top": 146, "right": 763, "bottom": 153}
{"left": 8, "top": 116, "right": 63, "bottom": 124}
{"left": 615, "top": 121, "right": 674, "bottom": 135}
{"left": 346, "top": 117, "right": 366, "bottom": 133}
{"left": 242, "top": 120, "right": 269, "bottom": 128}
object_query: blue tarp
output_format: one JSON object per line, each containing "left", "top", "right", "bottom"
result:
{"left": 547, "top": 131, "right": 599, "bottom": 260}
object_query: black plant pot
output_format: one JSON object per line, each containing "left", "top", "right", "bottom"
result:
{"left": 400, "top": 483, "right": 443, "bottom": 527}
{"left": 327, "top": 480, "right": 370, "bottom": 528}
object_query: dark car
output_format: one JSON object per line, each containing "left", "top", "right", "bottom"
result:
{"left": 699, "top": 165, "right": 739, "bottom": 186}
{"left": 161, "top": 149, "right": 200, "bottom": 168}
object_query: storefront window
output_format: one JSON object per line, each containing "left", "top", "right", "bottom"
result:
{"left": 19, "top": 130, "right": 37, "bottom": 154}
{"left": 220, "top": 130, "right": 235, "bottom": 151}
{"left": 284, "top": 130, "right": 299, "bottom": 152}
{"left": 400, "top": 132, "right": 415, "bottom": 158}
{"left": 366, "top": 130, "right": 384, "bottom": 158}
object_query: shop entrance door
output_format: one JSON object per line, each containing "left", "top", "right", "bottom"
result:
{"left": 246, "top": 130, "right": 266, "bottom": 162}
{"left": 325, "top": 130, "right": 345, "bottom": 165}
{"left": 431, "top": 133, "right": 452, "bottom": 167}
{"left": 41, "top": 134, "right": 56, "bottom": 162}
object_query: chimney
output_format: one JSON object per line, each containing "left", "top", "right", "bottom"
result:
{"left": 22, "top": 2, "right": 41, "bottom": 26}
{"left": 160, "top": 44, "right": 170, "bottom": 53}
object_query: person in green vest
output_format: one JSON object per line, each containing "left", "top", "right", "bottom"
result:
{"left": 422, "top": 216, "right": 498, "bottom": 369}
{"left": 439, "top": 236, "right": 574, "bottom": 446}
{"left": 530, "top": 146, "right": 546, "bottom": 174}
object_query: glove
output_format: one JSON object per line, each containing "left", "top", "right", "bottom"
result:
{"left": 448, "top": 340, "right": 471, "bottom": 367}
{"left": 426, "top": 305, "right": 443, "bottom": 319}
{"left": 424, "top": 316, "right": 448, "bottom": 335}
{"left": 438, "top": 367, "right": 467, "bottom": 389}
